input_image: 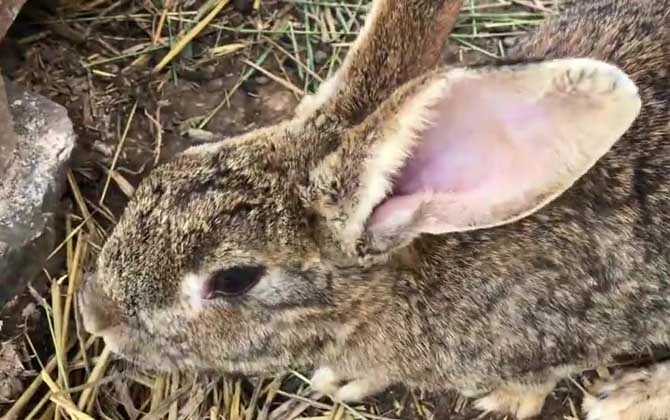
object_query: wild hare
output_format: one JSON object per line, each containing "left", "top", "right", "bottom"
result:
{"left": 79, "top": 0, "right": 670, "bottom": 419}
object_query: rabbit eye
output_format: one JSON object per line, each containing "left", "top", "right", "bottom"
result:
{"left": 205, "top": 265, "right": 266, "bottom": 298}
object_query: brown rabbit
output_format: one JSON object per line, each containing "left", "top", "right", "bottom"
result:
{"left": 80, "top": 0, "right": 670, "bottom": 418}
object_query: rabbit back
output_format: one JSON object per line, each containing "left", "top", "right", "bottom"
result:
{"left": 402, "top": 0, "right": 670, "bottom": 392}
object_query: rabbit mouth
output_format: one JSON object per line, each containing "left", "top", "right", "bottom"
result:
{"left": 101, "top": 327, "right": 194, "bottom": 371}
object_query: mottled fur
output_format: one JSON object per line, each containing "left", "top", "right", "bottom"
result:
{"left": 81, "top": 0, "right": 670, "bottom": 418}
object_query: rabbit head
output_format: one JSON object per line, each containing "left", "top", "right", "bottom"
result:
{"left": 81, "top": 0, "right": 641, "bottom": 376}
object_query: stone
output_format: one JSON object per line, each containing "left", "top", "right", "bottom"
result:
{"left": 0, "top": 77, "right": 18, "bottom": 174}
{"left": 0, "top": 0, "right": 28, "bottom": 41}
{"left": 0, "top": 342, "right": 28, "bottom": 403}
{"left": 503, "top": 36, "right": 519, "bottom": 48}
{"left": 233, "top": 0, "right": 254, "bottom": 14}
{"left": 315, "top": 50, "right": 329, "bottom": 65}
{"left": 0, "top": 80, "right": 75, "bottom": 307}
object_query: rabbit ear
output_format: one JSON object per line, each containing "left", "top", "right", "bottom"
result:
{"left": 307, "top": 58, "right": 642, "bottom": 254}
{"left": 295, "top": 0, "right": 463, "bottom": 122}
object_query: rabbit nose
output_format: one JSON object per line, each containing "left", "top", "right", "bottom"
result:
{"left": 79, "top": 278, "right": 121, "bottom": 335}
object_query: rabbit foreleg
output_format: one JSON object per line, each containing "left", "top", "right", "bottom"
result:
{"left": 310, "top": 366, "right": 391, "bottom": 402}
{"left": 473, "top": 379, "right": 558, "bottom": 419}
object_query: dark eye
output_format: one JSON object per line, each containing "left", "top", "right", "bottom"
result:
{"left": 204, "top": 265, "right": 266, "bottom": 299}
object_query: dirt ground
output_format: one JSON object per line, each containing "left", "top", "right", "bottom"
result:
{"left": 0, "top": 0, "right": 623, "bottom": 419}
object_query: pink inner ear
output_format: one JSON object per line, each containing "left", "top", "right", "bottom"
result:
{"left": 397, "top": 79, "right": 556, "bottom": 195}
{"left": 368, "top": 77, "right": 569, "bottom": 233}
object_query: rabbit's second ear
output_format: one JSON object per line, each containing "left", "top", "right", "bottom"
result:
{"left": 307, "top": 58, "right": 642, "bottom": 255}
{"left": 295, "top": 0, "right": 463, "bottom": 122}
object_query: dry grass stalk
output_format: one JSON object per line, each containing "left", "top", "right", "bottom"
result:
{"left": 240, "top": 58, "right": 305, "bottom": 96}
{"left": 153, "top": 0, "right": 232, "bottom": 72}
{"left": 99, "top": 99, "right": 139, "bottom": 206}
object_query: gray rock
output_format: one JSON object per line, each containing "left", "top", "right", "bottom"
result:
{"left": 0, "top": 77, "right": 18, "bottom": 174}
{"left": 0, "top": 81, "right": 75, "bottom": 307}
{"left": 0, "top": 0, "right": 28, "bottom": 41}
{"left": 503, "top": 36, "right": 518, "bottom": 48}
{"left": 315, "top": 50, "right": 329, "bottom": 65}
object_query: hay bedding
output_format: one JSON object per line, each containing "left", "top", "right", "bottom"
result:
{"left": 0, "top": 1, "right": 590, "bottom": 419}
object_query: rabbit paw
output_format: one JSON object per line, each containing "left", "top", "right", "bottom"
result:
{"left": 310, "top": 367, "right": 388, "bottom": 402}
{"left": 311, "top": 366, "right": 341, "bottom": 395}
{"left": 333, "top": 378, "right": 385, "bottom": 402}
{"left": 582, "top": 362, "right": 670, "bottom": 420}
{"left": 474, "top": 381, "right": 555, "bottom": 419}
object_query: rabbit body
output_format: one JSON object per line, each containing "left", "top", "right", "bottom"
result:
{"left": 81, "top": 0, "right": 670, "bottom": 418}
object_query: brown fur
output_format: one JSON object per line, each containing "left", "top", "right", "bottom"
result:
{"left": 81, "top": 0, "right": 670, "bottom": 417}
